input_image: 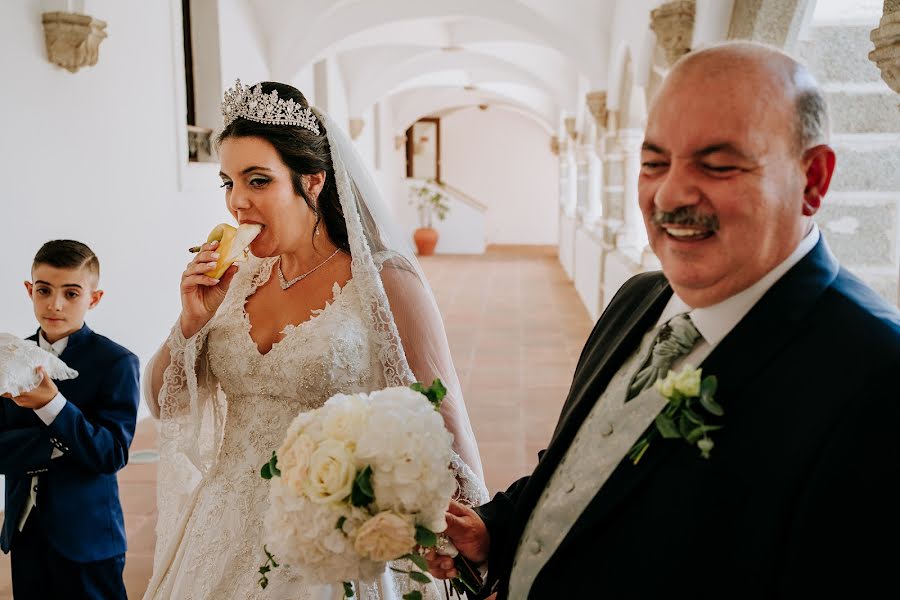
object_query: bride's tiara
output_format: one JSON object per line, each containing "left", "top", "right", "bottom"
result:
{"left": 221, "top": 79, "right": 320, "bottom": 134}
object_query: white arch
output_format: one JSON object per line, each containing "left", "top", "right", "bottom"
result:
{"left": 390, "top": 87, "right": 555, "bottom": 134}
{"left": 347, "top": 50, "right": 563, "bottom": 117}
{"left": 264, "top": 0, "right": 596, "bottom": 83}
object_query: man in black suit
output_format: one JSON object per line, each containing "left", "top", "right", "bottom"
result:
{"left": 427, "top": 41, "right": 900, "bottom": 598}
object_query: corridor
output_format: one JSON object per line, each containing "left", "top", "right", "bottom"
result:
{"left": 0, "top": 246, "right": 594, "bottom": 599}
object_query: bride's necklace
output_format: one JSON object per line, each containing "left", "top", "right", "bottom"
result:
{"left": 277, "top": 249, "right": 341, "bottom": 290}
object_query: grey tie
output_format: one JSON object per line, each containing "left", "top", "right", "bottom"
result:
{"left": 626, "top": 313, "right": 701, "bottom": 401}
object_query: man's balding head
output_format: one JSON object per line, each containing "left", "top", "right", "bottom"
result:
{"left": 661, "top": 41, "right": 830, "bottom": 154}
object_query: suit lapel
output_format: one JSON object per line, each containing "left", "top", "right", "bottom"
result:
{"left": 511, "top": 275, "right": 672, "bottom": 528}
{"left": 554, "top": 237, "right": 841, "bottom": 554}
{"left": 551, "top": 276, "right": 672, "bottom": 445}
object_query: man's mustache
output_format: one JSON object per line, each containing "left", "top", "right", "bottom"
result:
{"left": 651, "top": 207, "right": 720, "bottom": 232}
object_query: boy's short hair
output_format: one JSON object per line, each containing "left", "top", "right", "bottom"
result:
{"left": 32, "top": 240, "right": 100, "bottom": 279}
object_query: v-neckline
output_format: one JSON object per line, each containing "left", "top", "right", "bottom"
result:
{"left": 241, "top": 257, "right": 352, "bottom": 357}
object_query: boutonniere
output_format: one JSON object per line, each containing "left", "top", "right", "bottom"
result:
{"left": 627, "top": 364, "right": 723, "bottom": 465}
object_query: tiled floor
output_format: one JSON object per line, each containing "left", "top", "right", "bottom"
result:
{"left": 0, "top": 246, "right": 593, "bottom": 599}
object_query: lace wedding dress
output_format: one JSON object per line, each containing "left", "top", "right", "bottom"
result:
{"left": 145, "top": 256, "right": 487, "bottom": 600}
{"left": 143, "top": 102, "right": 487, "bottom": 600}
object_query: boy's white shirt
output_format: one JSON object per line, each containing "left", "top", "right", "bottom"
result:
{"left": 18, "top": 332, "right": 69, "bottom": 531}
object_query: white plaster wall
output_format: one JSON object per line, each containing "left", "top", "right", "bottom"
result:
{"left": 440, "top": 107, "right": 558, "bottom": 245}
{"left": 0, "top": 0, "right": 267, "bottom": 460}
{"left": 218, "top": 0, "right": 270, "bottom": 87}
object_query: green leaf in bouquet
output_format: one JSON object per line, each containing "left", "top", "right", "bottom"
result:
{"left": 415, "top": 526, "right": 438, "bottom": 548}
{"left": 655, "top": 413, "right": 680, "bottom": 439}
{"left": 683, "top": 406, "right": 705, "bottom": 425}
{"left": 409, "top": 571, "right": 432, "bottom": 584}
{"left": 336, "top": 516, "right": 347, "bottom": 530}
{"left": 686, "top": 424, "right": 724, "bottom": 444}
{"left": 403, "top": 593, "right": 423, "bottom": 600}
{"left": 699, "top": 381, "right": 724, "bottom": 416}
{"left": 343, "top": 581, "right": 355, "bottom": 597}
{"left": 260, "top": 451, "right": 281, "bottom": 480}
{"left": 700, "top": 375, "right": 718, "bottom": 399}
{"left": 350, "top": 466, "right": 375, "bottom": 507}
{"left": 402, "top": 553, "right": 430, "bottom": 571}
{"left": 410, "top": 379, "right": 447, "bottom": 410}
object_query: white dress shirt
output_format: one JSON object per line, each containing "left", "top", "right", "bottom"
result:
{"left": 656, "top": 225, "right": 820, "bottom": 371}
{"left": 18, "top": 332, "right": 70, "bottom": 531}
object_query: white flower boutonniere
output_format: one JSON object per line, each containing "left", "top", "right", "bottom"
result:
{"left": 628, "top": 365, "right": 723, "bottom": 465}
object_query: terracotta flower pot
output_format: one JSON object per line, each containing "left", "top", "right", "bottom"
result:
{"left": 413, "top": 227, "right": 439, "bottom": 256}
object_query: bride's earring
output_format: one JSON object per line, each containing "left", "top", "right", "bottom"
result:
{"left": 314, "top": 223, "right": 321, "bottom": 237}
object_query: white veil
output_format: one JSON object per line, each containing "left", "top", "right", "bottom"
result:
{"left": 144, "top": 102, "right": 487, "bottom": 598}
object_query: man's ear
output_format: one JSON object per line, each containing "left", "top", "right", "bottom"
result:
{"left": 24, "top": 281, "right": 33, "bottom": 298}
{"left": 801, "top": 144, "right": 836, "bottom": 217}
{"left": 89, "top": 289, "right": 104, "bottom": 310}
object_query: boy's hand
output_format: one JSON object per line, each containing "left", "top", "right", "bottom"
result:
{"left": 2, "top": 367, "right": 59, "bottom": 409}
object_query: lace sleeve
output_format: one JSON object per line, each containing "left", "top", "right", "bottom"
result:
{"left": 380, "top": 260, "right": 489, "bottom": 506}
{"left": 150, "top": 318, "right": 225, "bottom": 579}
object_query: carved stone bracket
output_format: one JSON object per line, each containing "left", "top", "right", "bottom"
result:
{"left": 585, "top": 91, "right": 609, "bottom": 131}
{"left": 564, "top": 117, "right": 577, "bottom": 140}
{"left": 349, "top": 118, "right": 365, "bottom": 140}
{"left": 650, "top": 0, "right": 695, "bottom": 67}
{"left": 550, "top": 136, "right": 561, "bottom": 156}
{"left": 394, "top": 135, "right": 407, "bottom": 150}
{"left": 870, "top": 4, "right": 900, "bottom": 95}
{"left": 42, "top": 12, "right": 107, "bottom": 73}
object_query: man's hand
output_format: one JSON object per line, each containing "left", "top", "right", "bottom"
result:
{"left": 3, "top": 367, "right": 58, "bottom": 410}
{"left": 425, "top": 500, "right": 490, "bottom": 579}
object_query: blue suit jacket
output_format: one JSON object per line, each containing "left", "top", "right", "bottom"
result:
{"left": 477, "top": 238, "right": 900, "bottom": 599}
{"left": 1, "top": 323, "right": 140, "bottom": 562}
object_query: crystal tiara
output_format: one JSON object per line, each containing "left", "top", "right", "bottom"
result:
{"left": 221, "top": 79, "right": 320, "bottom": 134}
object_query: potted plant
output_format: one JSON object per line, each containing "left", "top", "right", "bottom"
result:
{"left": 409, "top": 181, "right": 450, "bottom": 256}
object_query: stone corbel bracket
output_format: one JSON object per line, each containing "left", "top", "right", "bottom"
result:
{"left": 650, "top": 0, "right": 696, "bottom": 67}
{"left": 586, "top": 91, "right": 609, "bottom": 131}
{"left": 349, "top": 118, "right": 365, "bottom": 140}
{"left": 870, "top": 8, "right": 900, "bottom": 94}
{"left": 42, "top": 12, "right": 108, "bottom": 73}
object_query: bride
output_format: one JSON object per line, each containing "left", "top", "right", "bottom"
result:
{"left": 143, "top": 80, "right": 487, "bottom": 599}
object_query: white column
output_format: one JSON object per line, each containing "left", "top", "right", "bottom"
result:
{"left": 615, "top": 128, "right": 649, "bottom": 257}
{"left": 584, "top": 134, "right": 605, "bottom": 227}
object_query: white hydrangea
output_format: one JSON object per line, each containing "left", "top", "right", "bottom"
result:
{"left": 264, "top": 386, "right": 457, "bottom": 585}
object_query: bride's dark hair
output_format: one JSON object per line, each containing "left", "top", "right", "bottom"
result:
{"left": 217, "top": 81, "right": 350, "bottom": 253}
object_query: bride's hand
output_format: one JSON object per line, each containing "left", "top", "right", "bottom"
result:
{"left": 179, "top": 240, "right": 238, "bottom": 338}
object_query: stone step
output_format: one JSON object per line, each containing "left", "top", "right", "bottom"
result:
{"left": 797, "top": 25, "right": 883, "bottom": 84}
{"left": 827, "top": 91, "right": 900, "bottom": 134}
{"left": 816, "top": 192, "right": 897, "bottom": 272}
{"left": 829, "top": 139, "right": 900, "bottom": 192}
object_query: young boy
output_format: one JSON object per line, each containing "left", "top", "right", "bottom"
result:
{"left": 0, "top": 240, "right": 139, "bottom": 599}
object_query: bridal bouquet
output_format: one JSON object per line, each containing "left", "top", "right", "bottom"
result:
{"left": 259, "top": 381, "right": 470, "bottom": 599}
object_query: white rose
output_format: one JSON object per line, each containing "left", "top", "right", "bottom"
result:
{"left": 322, "top": 394, "right": 370, "bottom": 444}
{"left": 655, "top": 370, "right": 677, "bottom": 398}
{"left": 353, "top": 511, "right": 416, "bottom": 562}
{"left": 673, "top": 365, "right": 701, "bottom": 397}
{"left": 279, "top": 433, "right": 316, "bottom": 498}
{"left": 306, "top": 439, "right": 357, "bottom": 504}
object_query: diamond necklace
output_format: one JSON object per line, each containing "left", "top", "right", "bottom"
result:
{"left": 277, "top": 248, "right": 341, "bottom": 290}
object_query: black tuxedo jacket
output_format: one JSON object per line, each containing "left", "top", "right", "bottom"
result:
{"left": 477, "top": 239, "right": 900, "bottom": 599}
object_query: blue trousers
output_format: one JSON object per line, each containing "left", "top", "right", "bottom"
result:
{"left": 10, "top": 511, "right": 127, "bottom": 600}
